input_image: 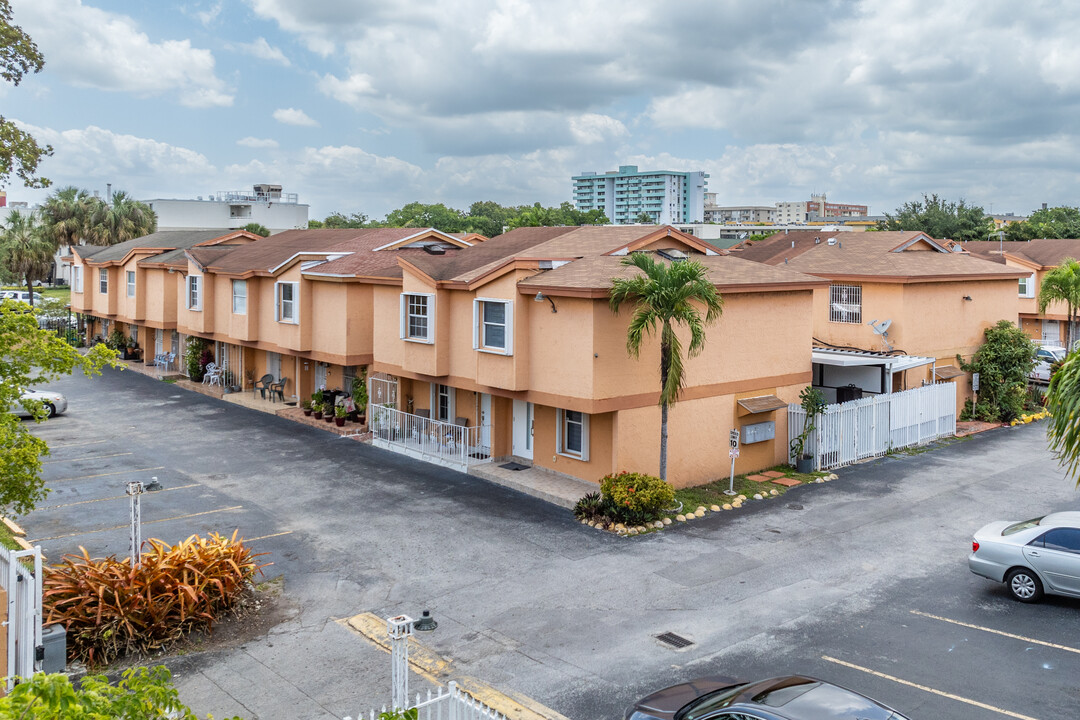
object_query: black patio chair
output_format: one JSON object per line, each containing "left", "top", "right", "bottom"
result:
{"left": 253, "top": 373, "right": 274, "bottom": 399}
{"left": 269, "top": 377, "right": 288, "bottom": 403}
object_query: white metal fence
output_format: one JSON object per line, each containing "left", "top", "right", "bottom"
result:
{"left": 369, "top": 405, "right": 489, "bottom": 472}
{"left": 789, "top": 383, "right": 957, "bottom": 471}
{"left": 350, "top": 681, "right": 507, "bottom": 720}
{"left": 369, "top": 373, "right": 398, "bottom": 409}
{"left": 0, "top": 545, "right": 42, "bottom": 691}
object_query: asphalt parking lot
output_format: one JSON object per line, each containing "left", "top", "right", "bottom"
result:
{"left": 20, "top": 367, "right": 1080, "bottom": 720}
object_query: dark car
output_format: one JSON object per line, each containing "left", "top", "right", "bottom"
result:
{"left": 625, "top": 675, "right": 909, "bottom": 720}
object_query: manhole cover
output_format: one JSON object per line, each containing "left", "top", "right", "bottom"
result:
{"left": 655, "top": 632, "right": 694, "bottom": 649}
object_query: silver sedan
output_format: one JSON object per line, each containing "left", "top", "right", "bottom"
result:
{"left": 11, "top": 389, "right": 68, "bottom": 419}
{"left": 969, "top": 511, "right": 1080, "bottom": 602}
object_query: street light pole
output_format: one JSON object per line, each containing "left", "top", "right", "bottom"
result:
{"left": 126, "top": 481, "right": 144, "bottom": 568}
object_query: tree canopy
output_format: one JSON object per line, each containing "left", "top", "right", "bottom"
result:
{"left": 241, "top": 222, "right": 270, "bottom": 237}
{"left": 957, "top": 320, "right": 1037, "bottom": 422}
{"left": 1004, "top": 206, "right": 1080, "bottom": 241}
{"left": 0, "top": 0, "right": 52, "bottom": 189}
{"left": 1037, "top": 257, "right": 1080, "bottom": 349}
{"left": 879, "top": 193, "right": 993, "bottom": 242}
{"left": 84, "top": 190, "right": 157, "bottom": 246}
{"left": 1, "top": 208, "right": 53, "bottom": 303}
{"left": 1, "top": 301, "right": 118, "bottom": 516}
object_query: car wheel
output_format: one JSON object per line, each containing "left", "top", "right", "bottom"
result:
{"left": 1006, "top": 568, "right": 1043, "bottom": 603}
{"left": 43, "top": 403, "right": 56, "bottom": 418}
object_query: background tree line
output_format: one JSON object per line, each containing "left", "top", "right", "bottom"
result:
{"left": 308, "top": 200, "right": 608, "bottom": 237}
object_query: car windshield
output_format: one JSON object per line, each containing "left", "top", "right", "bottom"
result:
{"left": 678, "top": 684, "right": 749, "bottom": 720}
{"left": 1003, "top": 517, "right": 1044, "bottom": 536}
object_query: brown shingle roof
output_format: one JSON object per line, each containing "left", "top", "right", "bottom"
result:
{"left": 963, "top": 238, "right": 1080, "bottom": 268}
{"left": 730, "top": 229, "right": 848, "bottom": 264}
{"left": 516, "top": 255, "right": 826, "bottom": 295}
{"left": 77, "top": 230, "right": 246, "bottom": 264}
{"left": 401, "top": 226, "right": 579, "bottom": 282}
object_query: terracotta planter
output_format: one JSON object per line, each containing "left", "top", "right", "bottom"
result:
{"left": 358, "top": 415, "right": 366, "bottom": 425}
{"left": 303, "top": 409, "right": 312, "bottom": 417}
{"left": 335, "top": 417, "right": 345, "bottom": 427}
{"left": 313, "top": 411, "right": 323, "bottom": 420}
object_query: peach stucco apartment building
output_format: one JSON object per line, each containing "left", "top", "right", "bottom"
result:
{"left": 962, "top": 238, "right": 1080, "bottom": 347}
{"left": 732, "top": 230, "right": 1026, "bottom": 408}
{"left": 365, "top": 226, "right": 826, "bottom": 487}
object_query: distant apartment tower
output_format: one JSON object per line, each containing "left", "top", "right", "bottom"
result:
{"left": 775, "top": 194, "right": 869, "bottom": 224}
{"left": 573, "top": 165, "right": 708, "bottom": 224}
{"left": 142, "top": 184, "right": 309, "bottom": 234}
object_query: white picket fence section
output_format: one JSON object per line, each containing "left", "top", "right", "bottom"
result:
{"left": 788, "top": 383, "right": 957, "bottom": 471}
{"left": 0, "top": 545, "right": 43, "bottom": 691}
{"left": 349, "top": 681, "right": 507, "bottom": 720}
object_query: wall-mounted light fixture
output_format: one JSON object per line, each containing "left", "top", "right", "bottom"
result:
{"left": 534, "top": 291, "right": 557, "bottom": 313}
{"left": 963, "top": 295, "right": 973, "bottom": 301}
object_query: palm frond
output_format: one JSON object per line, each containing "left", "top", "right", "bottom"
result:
{"left": 1046, "top": 350, "right": 1080, "bottom": 485}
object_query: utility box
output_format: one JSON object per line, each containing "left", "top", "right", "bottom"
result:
{"left": 741, "top": 421, "right": 775, "bottom": 444}
{"left": 41, "top": 623, "right": 66, "bottom": 673}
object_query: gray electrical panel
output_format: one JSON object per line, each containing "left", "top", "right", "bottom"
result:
{"left": 741, "top": 421, "right": 775, "bottom": 444}
{"left": 41, "top": 623, "right": 66, "bottom": 673}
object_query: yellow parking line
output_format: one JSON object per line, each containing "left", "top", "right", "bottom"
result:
{"left": 48, "top": 466, "right": 164, "bottom": 483}
{"left": 43, "top": 452, "right": 132, "bottom": 464}
{"left": 32, "top": 484, "right": 200, "bottom": 511}
{"left": 822, "top": 655, "right": 1039, "bottom": 720}
{"left": 911, "top": 610, "right": 1080, "bottom": 655}
{"left": 246, "top": 530, "right": 293, "bottom": 542}
{"left": 29, "top": 506, "right": 244, "bottom": 543}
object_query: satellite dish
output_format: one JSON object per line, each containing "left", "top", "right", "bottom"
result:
{"left": 868, "top": 319, "right": 894, "bottom": 351}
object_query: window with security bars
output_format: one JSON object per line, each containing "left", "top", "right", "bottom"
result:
{"left": 829, "top": 284, "right": 862, "bottom": 324}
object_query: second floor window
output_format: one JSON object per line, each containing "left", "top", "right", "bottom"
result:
{"left": 72, "top": 266, "right": 83, "bottom": 293}
{"left": 473, "top": 298, "right": 513, "bottom": 354}
{"left": 126, "top": 270, "right": 135, "bottom": 297}
{"left": 99, "top": 269, "right": 108, "bottom": 294}
{"left": 276, "top": 282, "right": 298, "bottom": 323}
{"left": 400, "top": 293, "right": 433, "bottom": 342}
{"left": 187, "top": 275, "right": 201, "bottom": 310}
{"left": 829, "top": 284, "right": 861, "bottom": 324}
{"left": 232, "top": 280, "right": 247, "bottom": 315}
{"left": 1019, "top": 273, "right": 1036, "bottom": 298}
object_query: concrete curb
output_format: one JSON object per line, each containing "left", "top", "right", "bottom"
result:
{"left": 342, "top": 612, "right": 572, "bottom": 720}
{"left": 2, "top": 516, "right": 26, "bottom": 537}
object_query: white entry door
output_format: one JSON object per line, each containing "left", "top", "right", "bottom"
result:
{"left": 267, "top": 352, "right": 281, "bottom": 380}
{"left": 480, "top": 393, "right": 492, "bottom": 451}
{"left": 155, "top": 329, "right": 164, "bottom": 355}
{"left": 1043, "top": 319, "right": 1061, "bottom": 344}
{"left": 512, "top": 399, "right": 534, "bottom": 460}
{"left": 315, "top": 362, "right": 327, "bottom": 390}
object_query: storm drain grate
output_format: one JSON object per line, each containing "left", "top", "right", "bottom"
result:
{"left": 655, "top": 632, "right": 694, "bottom": 649}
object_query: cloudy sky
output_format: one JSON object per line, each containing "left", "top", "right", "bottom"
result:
{"left": 5, "top": 0, "right": 1080, "bottom": 220}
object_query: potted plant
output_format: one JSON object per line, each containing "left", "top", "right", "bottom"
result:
{"left": 312, "top": 401, "right": 323, "bottom": 420}
{"left": 334, "top": 404, "right": 347, "bottom": 427}
{"left": 351, "top": 369, "right": 368, "bottom": 424}
{"left": 790, "top": 386, "right": 826, "bottom": 473}
{"left": 302, "top": 400, "right": 312, "bottom": 416}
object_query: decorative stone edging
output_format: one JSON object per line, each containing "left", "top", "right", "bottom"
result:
{"left": 580, "top": 473, "right": 840, "bottom": 536}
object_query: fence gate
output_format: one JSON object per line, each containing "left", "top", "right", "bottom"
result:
{"left": 0, "top": 545, "right": 42, "bottom": 691}
{"left": 368, "top": 373, "right": 398, "bottom": 410}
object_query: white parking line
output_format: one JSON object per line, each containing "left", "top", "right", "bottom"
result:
{"left": 29, "top": 506, "right": 244, "bottom": 543}
{"left": 822, "top": 655, "right": 1040, "bottom": 720}
{"left": 48, "top": 466, "right": 164, "bottom": 483}
{"left": 32, "top": 484, "right": 200, "bottom": 511}
{"left": 911, "top": 610, "right": 1080, "bottom": 656}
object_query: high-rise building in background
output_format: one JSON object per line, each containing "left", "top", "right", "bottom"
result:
{"left": 572, "top": 165, "right": 708, "bottom": 224}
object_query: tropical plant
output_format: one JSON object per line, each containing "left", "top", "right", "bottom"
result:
{"left": 572, "top": 491, "right": 607, "bottom": 522}
{"left": 0, "top": 665, "right": 242, "bottom": 719}
{"left": 958, "top": 320, "right": 1037, "bottom": 422}
{"left": 352, "top": 367, "right": 368, "bottom": 410}
{"left": 1, "top": 208, "right": 54, "bottom": 305}
{"left": 41, "top": 185, "right": 93, "bottom": 251}
{"left": 1037, "top": 257, "right": 1080, "bottom": 350}
{"left": 43, "top": 530, "right": 266, "bottom": 666}
{"left": 85, "top": 190, "right": 157, "bottom": 246}
{"left": 185, "top": 336, "right": 208, "bottom": 381}
{"left": 609, "top": 253, "right": 723, "bottom": 481}
{"left": 600, "top": 471, "right": 674, "bottom": 522}
{"left": 334, "top": 404, "right": 347, "bottom": 418}
{"left": 105, "top": 327, "right": 128, "bottom": 350}
{"left": 789, "top": 386, "right": 827, "bottom": 462}
{"left": 1046, "top": 350, "right": 1080, "bottom": 486}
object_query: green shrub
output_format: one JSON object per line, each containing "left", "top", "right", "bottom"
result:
{"left": 600, "top": 471, "right": 674, "bottom": 522}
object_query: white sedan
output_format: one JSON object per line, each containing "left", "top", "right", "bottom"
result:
{"left": 969, "top": 511, "right": 1080, "bottom": 602}
{"left": 11, "top": 389, "right": 68, "bottom": 419}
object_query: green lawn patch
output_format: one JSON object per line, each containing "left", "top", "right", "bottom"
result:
{"left": 0, "top": 521, "right": 23, "bottom": 552}
{"left": 671, "top": 465, "right": 827, "bottom": 516}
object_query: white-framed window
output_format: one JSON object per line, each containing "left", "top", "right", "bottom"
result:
{"left": 186, "top": 275, "right": 201, "bottom": 310}
{"left": 99, "top": 268, "right": 108, "bottom": 294}
{"left": 72, "top": 266, "right": 83, "bottom": 293}
{"left": 399, "top": 293, "right": 434, "bottom": 343}
{"left": 126, "top": 270, "right": 135, "bottom": 297}
{"left": 472, "top": 298, "right": 513, "bottom": 354}
{"left": 829, "top": 284, "right": 862, "bottom": 324}
{"left": 232, "top": 279, "right": 247, "bottom": 315}
{"left": 556, "top": 409, "right": 590, "bottom": 460}
{"left": 1019, "top": 273, "right": 1036, "bottom": 298}
{"left": 431, "top": 384, "right": 455, "bottom": 422}
{"left": 276, "top": 281, "right": 298, "bottom": 323}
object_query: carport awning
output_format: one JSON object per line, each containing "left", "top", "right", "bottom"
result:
{"left": 737, "top": 395, "right": 788, "bottom": 414}
{"left": 812, "top": 349, "right": 936, "bottom": 373}
{"left": 934, "top": 365, "right": 965, "bottom": 380}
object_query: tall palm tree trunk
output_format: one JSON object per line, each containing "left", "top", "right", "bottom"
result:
{"left": 659, "top": 337, "right": 671, "bottom": 481}
{"left": 26, "top": 275, "right": 34, "bottom": 307}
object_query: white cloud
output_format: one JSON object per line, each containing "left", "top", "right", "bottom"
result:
{"left": 230, "top": 37, "right": 291, "bottom": 67}
{"left": 193, "top": 1, "right": 222, "bottom": 27}
{"left": 12, "top": 0, "right": 232, "bottom": 108}
{"left": 237, "top": 137, "right": 279, "bottom": 149}
{"left": 273, "top": 108, "right": 319, "bottom": 126}
{"left": 317, "top": 73, "right": 375, "bottom": 108}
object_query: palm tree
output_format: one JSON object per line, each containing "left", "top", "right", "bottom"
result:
{"left": 85, "top": 190, "right": 157, "bottom": 246}
{"left": 1046, "top": 351, "right": 1080, "bottom": 486}
{"left": 41, "top": 186, "right": 93, "bottom": 249}
{"left": 609, "top": 253, "right": 723, "bottom": 481}
{"left": 1037, "top": 258, "right": 1080, "bottom": 350}
{"left": 1, "top": 209, "right": 53, "bottom": 307}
